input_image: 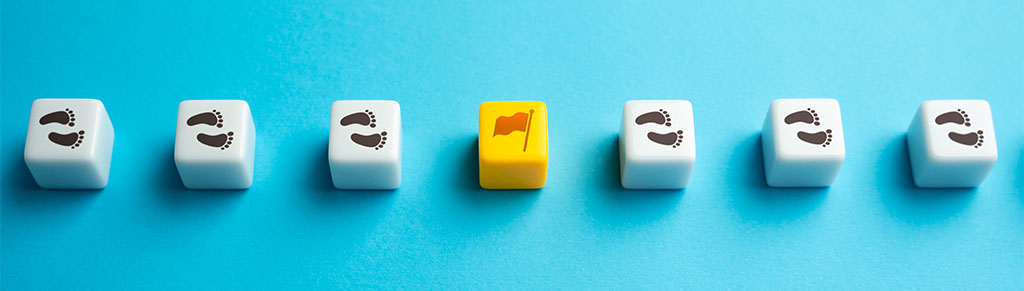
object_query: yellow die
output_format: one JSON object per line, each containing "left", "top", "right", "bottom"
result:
{"left": 478, "top": 101, "right": 549, "bottom": 189}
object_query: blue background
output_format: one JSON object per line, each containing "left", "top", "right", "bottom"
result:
{"left": 2, "top": 1, "right": 1022, "bottom": 289}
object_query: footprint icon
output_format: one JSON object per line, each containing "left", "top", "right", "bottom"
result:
{"left": 351, "top": 131, "right": 388, "bottom": 150}
{"left": 196, "top": 132, "right": 234, "bottom": 150}
{"left": 935, "top": 109, "right": 971, "bottom": 127}
{"left": 635, "top": 109, "right": 672, "bottom": 126}
{"left": 341, "top": 110, "right": 377, "bottom": 128}
{"left": 40, "top": 108, "right": 76, "bottom": 127}
{"left": 49, "top": 130, "right": 85, "bottom": 149}
{"left": 948, "top": 130, "right": 984, "bottom": 148}
{"left": 785, "top": 108, "right": 820, "bottom": 126}
{"left": 647, "top": 130, "right": 684, "bottom": 148}
{"left": 797, "top": 129, "right": 833, "bottom": 147}
{"left": 187, "top": 110, "right": 225, "bottom": 128}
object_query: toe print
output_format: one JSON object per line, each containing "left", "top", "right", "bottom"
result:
{"left": 785, "top": 108, "right": 821, "bottom": 126}
{"left": 647, "top": 130, "right": 684, "bottom": 148}
{"left": 39, "top": 108, "right": 76, "bottom": 127}
{"left": 948, "top": 130, "right": 984, "bottom": 148}
{"left": 340, "top": 110, "right": 377, "bottom": 128}
{"left": 935, "top": 109, "right": 971, "bottom": 127}
{"left": 797, "top": 129, "right": 833, "bottom": 147}
{"left": 196, "top": 131, "right": 234, "bottom": 150}
{"left": 351, "top": 131, "right": 388, "bottom": 150}
{"left": 48, "top": 130, "right": 85, "bottom": 149}
{"left": 635, "top": 109, "right": 672, "bottom": 126}
{"left": 187, "top": 110, "right": 225, "bottom": 128}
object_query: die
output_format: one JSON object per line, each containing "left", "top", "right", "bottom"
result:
{"left": 619, "top": 100, "right": 696, "bottom": 189}
{"left": 24, "top": 98, "right": 115, "bottom": 189}
{"left": 174, "top": 100, "right": 256, "bottom": 189}
{"left": 761, "top": 98, "right": 846, "bottom": 187}
{"left": 329, "top": 100, "right": 401, "bottom": 190}
{"left": 478, "top": 101, "right": 548, "bottom": 189}
{"left": 906, "top": 100, "right": 998, "bottom": 188}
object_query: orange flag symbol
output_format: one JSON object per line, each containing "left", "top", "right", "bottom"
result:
{"left": 493, "top": 112, "right": 530, "bottom": 136}
{"left": 492, "top": 110, "right": 535, "bottom": 152}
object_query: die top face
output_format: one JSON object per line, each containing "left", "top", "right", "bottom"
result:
{"left": 174, "top": 100, "right": 253, "bottom": 162}
{"left": 478, "top": 101, "right": 548, "bottom": 164}
{"left": 25, "top": 98, "right": 109, "bottom": 162}
{"left": 919, "top": 100, "right": 997, "bottom": 160}
{"left": 769, "top": 98, "right": 846, "bottom": 160}
{"left": 622, "top": 100, "right": 695, "bottom": 162}
{"left": 329, "top": 100, "right": 401, "bottom": 162}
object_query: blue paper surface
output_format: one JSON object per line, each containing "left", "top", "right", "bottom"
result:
{"left": 2, "top": 1, "right": 1022, "bottom": 289}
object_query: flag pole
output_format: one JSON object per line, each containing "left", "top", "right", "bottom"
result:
{"left": 523, "top": 109, "right": 534, "bottom": 152}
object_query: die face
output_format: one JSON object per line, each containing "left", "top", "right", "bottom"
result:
{"left": 329, "top": 100, "right": 401, "bottom": 163}
{"left": 620, "top": 100, "right": 695, "bottom": 189}
{"left": 907, "top": 100, "right": 997, "bottom": 188}
{"left": 919, "top": 100, "right": 997, "bottom": 160}
{"left": 329, "top": 100, "right": 402, "bottom": 190}
{"left": 622, "top": 100, "right": 695, "bottom": 162}
{"left": 478, "top": 101, "right": 548, "bottom": 189}
{"left": 762, "top": 98, "right": 845, "bottom": 187}
{"left": 174, "top": 100, "right": 255, "bottom": 189}
{"left": 174, "top": 100, "right": 254, "bottom": 162}
{"left": 25, "top": 99, "right": 111, "bottom": 162}
{"left": 769, "top": 98, "right": 846, "bottom": 160}
{"left": 24, "top": 98, "right": 114, "bottom": 189}
{"left": 478, "top": 101, "right": 548, "bottom": 163}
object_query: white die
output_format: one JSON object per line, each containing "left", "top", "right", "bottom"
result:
{"left": 24, "top": 98, "right": 115, "bottom": 189}
{"left": 329, "top": 100, "right": 401, "bottom": 190}
{"left": 907, "top": 100, "right": 998, "bottom": 188}
{"left": 761, "top": 98, "right": 846, "bottom": 187}
{"left": 174, "top": 100, "right": 256, "bottom": 189}
{"left": 620, "top": 100, "right": 696, "bottom": 189}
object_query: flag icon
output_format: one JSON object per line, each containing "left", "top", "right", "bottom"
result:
{"left": 493, "top": 110, "right": 535, "bottom": 152}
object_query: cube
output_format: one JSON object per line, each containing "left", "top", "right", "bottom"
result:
{"left": 619, "top": 100, "right": 696, "bottom": 189}
{"left": 174, "top": 100, "right": 255, "bottom": 189}
{"left": 762, "top": 98, "right": 846, "bottom": 187}
{"left": 906, "top": 100, "right": 998, "bottom": 188}
{"left": 24, "top": 98, "right": 115, "bottom": 189}
{"left": 478, "top": 101, "right": 548, "bottom": 189}
{"left": 329, "top": 100, "right": 402, "bottom": 190}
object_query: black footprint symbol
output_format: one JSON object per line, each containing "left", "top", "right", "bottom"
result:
{"left": 351, "top": 131, "right": 388, "bottom": 150}
{"left": 797, "top": 129, "right": 833, "bottom": 147}
{"left": 341, "top": 110, "right": 377, "bottom": 128}
{"left": 187, "top": 110, "right": 225, "bottom": 128}
{"left": 647, "top": 130, "right": 684, "bottom": 148}
{"left": 935, "top": 109, "right": 971, "bottom": 127}
{"left": 948, "top": 130, "right": 984, "bottom": 148}
{"left": 197, "top": 132, "right": 234, "bottom": 150}
{"left": 49, "top": 130, "right": 85, "bottom": 149}
{"left": 785, "top": 108, "right": 820, "bottom": 126}
{"left": 40, "top": 108, "right": 76, "bottom": 127}
{"left": 635, "top": 109, "right": 672, "bottom": 126}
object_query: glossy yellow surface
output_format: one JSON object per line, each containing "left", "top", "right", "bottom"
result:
{"left": 478, "top": 101, "right": 548, "bottom": 189}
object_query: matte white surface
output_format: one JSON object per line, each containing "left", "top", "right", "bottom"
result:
{"left": 174, "top": 100, "right": 255, "bottom": 189}
{"left": 329, "top": 100, "right": 401, "bottom": 190}
{"left": 620, "top": 100, "right": 695, "bottom": 189}
{"left": 24, "top": 98, "right": 114, "bottom": 189}
{"left": 907, "top": 100, "right": 997, "bottom": 187}
{"left": 762, "top": 98, "right": 846, "bottom": 187}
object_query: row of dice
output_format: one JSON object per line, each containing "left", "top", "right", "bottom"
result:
{"left": 621, "top": 99, "right": 998, "bottom": 189}
{"left": 23, "top": 98, "right": 998, "bottom": 190}
{"left": 24, "top": 99, "right": 401, "bottom": 190}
